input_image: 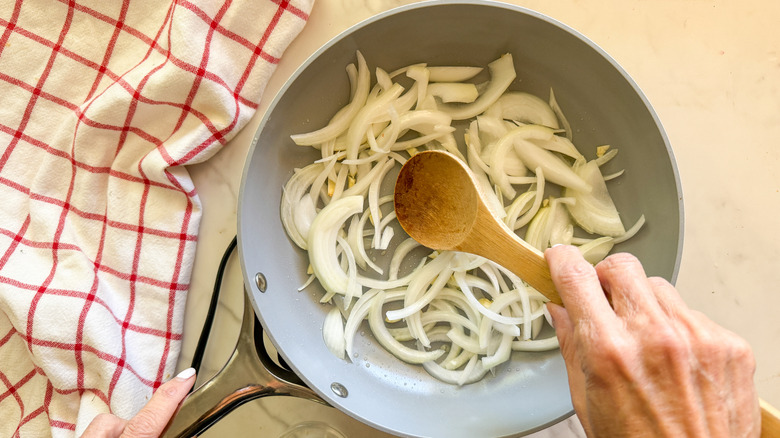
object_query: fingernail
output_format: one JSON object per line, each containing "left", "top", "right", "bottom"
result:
{"left": 551, "top": 244, "right": 564, "bottom": 248}
{"left": 176, "top": 367, "right": 196, "bottom": 380}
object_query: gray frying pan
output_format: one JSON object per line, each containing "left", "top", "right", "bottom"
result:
{"left": 166, "top": 2, "right": 683, "bottom": 437}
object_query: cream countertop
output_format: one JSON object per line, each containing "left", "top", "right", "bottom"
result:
{"left": 177, "top": 0, "right": 780, "bottom": 436}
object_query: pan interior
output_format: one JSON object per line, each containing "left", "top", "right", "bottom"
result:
{"left": 238, "top": 2, "right": 682, "bottom": 437}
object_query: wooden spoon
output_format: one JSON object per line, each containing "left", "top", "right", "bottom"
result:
{"left": 762, "top": 398, "right": 780, "bottom": 437}
{"left": 394, "top": 150, "right": 780, "bottom": 434}
{"left": 394, "top": 150, "right": 562, "bottom": 305}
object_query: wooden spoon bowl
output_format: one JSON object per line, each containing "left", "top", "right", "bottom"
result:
{"left": 394, "top": 150, "right": 562, "bottom": 305}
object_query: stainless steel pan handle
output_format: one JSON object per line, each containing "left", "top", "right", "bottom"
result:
{"left": 164, "top": 290, "right": 327, "bottom": 438}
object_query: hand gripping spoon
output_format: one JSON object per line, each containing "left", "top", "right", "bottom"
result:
{"left": 393, "top": 151, "right": 780, "bottom": 433}
{"left": 393, "top": 150, "right": 562, "bottom": 305}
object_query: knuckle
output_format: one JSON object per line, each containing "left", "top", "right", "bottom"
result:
{"left": 596, "top": 252, "right": 641, "bottom": 273}
{"left": 590, "top": 324, "right": 687, "bottom": 373}
{"left": 647, "top": 276, "right": 672, "bottom": 289}
{"left": 685, "top": 313, "right": 756, "bottom": 371}
{"left": 554, "top": 261, "right": 597, "bottom": 290}
{"left": 152, "top": 379, "right": 186, "bottom": 403}
{"left": 728, "top": 335, "right": 756, "bottom": 369}
{"left": 690, "top": 326, "right": 723, "bottom": 356}
{"left": 648, "top": 326, "right": 688, "bottom": 361}
{"left": 691, "top": 333, "right": 721, "bottom": 359}
{"left": 161, "top": 384, "right": 180, "bottom": 400}
{"left": 123, "top": 411, "right": 161, "bottom": 438}
{"left": 583, "top": 331, "right": 632, "bottom": 375}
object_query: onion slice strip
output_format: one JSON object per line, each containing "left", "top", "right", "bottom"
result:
{"left": 308, "top": 196, "right": 364, "bottom": 295}
{"left": 438, "top": 53, "right": 516, "bottom": 120}
{"left": 291, "top": 51, "right": 370, "bottom": 146}
{"left": 368, "top": 291, "right": 444, "bottom": 364}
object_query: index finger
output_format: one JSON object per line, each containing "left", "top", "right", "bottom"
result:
{"left": 544, "top": 245, "right": 615, "bottom": 326}
{"left": 121, "top": 368, "right": 196, "bottom": 438}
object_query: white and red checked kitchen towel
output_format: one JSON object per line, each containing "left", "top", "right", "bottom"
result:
{"left": 0, "top": 0, "right": 313, "bottom": 436}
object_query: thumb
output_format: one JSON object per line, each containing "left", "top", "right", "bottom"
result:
{"left": 120, "top": 368, "right": 196, "bottom": 438}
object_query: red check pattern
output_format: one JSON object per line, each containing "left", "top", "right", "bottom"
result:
{"left": 0, "top": 0, "right": 312, "bottom": 436}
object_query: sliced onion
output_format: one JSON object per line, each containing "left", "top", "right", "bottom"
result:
{"left": 565, "top": 160, "right": 626, "bottom": 236}
{"left": 405, "top": 65, "right": 429, "bottom": 110}
{"left": 447, "top": 327, "right": 483, "bottom": 354}
{"left": 323, "top": 307, "right": 346, "bottom": 359}
{"left": 368, "top": 162, "right": 396, "bottom": 249}
{"left": 603, "top": 169, "right": 625, "bottom": 181}
{"left": 454, "top": 271, "right": 525, "bottom": 326}
{"left": 282, "top": 51, "right": 644, "bottom": 387}
{"left": 438, "top": 53, "right": 516, "bottom": 120}
{"left": 281, "top": 163, "right": 324, "bottom": 249}
{"left": 549, "top": 88, "right": 572, "bottom": 141}
{"left": 427, "top": 82, "right": 479, "bottom": 103}
{"left": 514, "top": 168, "right": 545, "bottom": 229}
{"left": 336, "top": 235, "right": 361, "bottom": 307}
{"left": 347, "top": 213, "right": 372, "bottom": 273}
{"left": 293, "top": 195, "right": 317, "bottom": 245}
{"left": 385, "top": 252, "right": 454, "bottom": 321}
{"left": 595, "top": 147, "right": 619, "bottom": 166}
{"left": 487, "top": 91, "right": 559, "bottom": 129}
{"left": 530, "top": 134, "right": 583, "bottom": 161}
{"left": 388, "top": 238, "right": 422, "bottom": 281}
{"left": 612, "top": 214, "right": 646, "bottom": 244}
{"left": 341, "top": 156, "right": 392, "bottom": 198}
{"left": 504, "top": 190, "right": 536, "bottom": 229}
{"left": 427, "top": 66, "right": 483, "bottom": 82}
{"left": 578, "top": 236, "right": 615, "bottom": 265}
{"left": 512, "top": 336, "right": 559, "bottom": 352}
{"left": 482, "top": 332, "right": 513, "bottom": 370}
{"left": 423, "top": 352, "right": 487, "bottom": 386}
{"left": 375, "top": 67, "right": 392, "bottom": 92}
{"left": 368, "top": 292, "right": 444, "bottom": 364}
{"left": 503, "top": 125, "right": 591, "bottom": 193}
{"left": 549, "top": 198, "right": 575, "bottom": 246}
{"left": 346, "top": 83, "right": 405, "bottom": 165}
{"left": 307, "top": 196, "right": 364, "bottom": 295}
{"left": 344, "top": 289, "right": 382, "bottom": 359}
{"left": 291, "top": 51, "right": 370, "bottom": 146}
{"left": 398, "top": 253, "right": 456, "bottom": 346}
{"left": 309, "top": 156, "right": 338, "bottom": 206}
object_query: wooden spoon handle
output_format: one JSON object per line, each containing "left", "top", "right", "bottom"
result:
{"left": 485, "top": 226, "right": 562, "bottom": 305}
{"left": 462, "top": 207, "right": 562, "bottom": 305}
{"left": 762, "top": 398, "right": 780, "bottom": 437}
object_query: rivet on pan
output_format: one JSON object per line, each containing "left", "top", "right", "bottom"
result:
{"left": 254, "top": 272, "right": 267, "bottom": 292}
{"left": 330, "top": 382, "right": 348, "bottom": 398}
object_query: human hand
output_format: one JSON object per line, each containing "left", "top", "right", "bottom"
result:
{"left": 81, "top": 368, "right": 196, "bottom": 438}
{"left": 544, "top": 245, "right": 760, "bottom": 437}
